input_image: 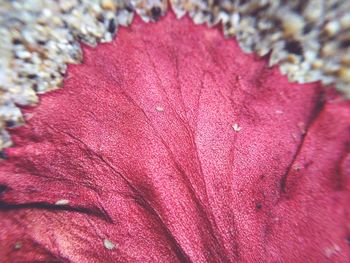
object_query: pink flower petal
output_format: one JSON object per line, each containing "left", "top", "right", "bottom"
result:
{"left": 1, "top": 12, "right": 349, "bottom": 262}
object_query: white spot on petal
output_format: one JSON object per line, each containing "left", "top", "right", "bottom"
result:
{"left": 232, "top": 123, "right": 241, "bottom": 132}
{"left": 325, "top": 243, "right": 341, "bottom": 258}
{"left": 55, "top": 199, "right": 69, "bottom": 205}
{"left": 293, "top": 163, "right": 302, "bottom": 171}
{"left": 156, "top": 105, "right": 164, "bottom": 112}
{"left": 14, "top": 241, "right": 22, "bottom": 250}
{"left": 297, "top": 122, "right": 306, "bottom": 135}
{"left": 104, "top": 239, "right": 116, "bottom": 250}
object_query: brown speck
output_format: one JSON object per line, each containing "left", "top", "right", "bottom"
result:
{"left": 5, "top": 120, "right": 16, "bottom": 128}
{"left": 108, "top": 19, "right": 116, "bottom": 34}
{"left": 285, "top": 40, "right": 303, "bottom": 55}
{"left": 0, "top": 184, "right": 8, "bottom": 194}
{"left": 151, "top": 7, "right": 162, "bottom": 21}
{"left": 0, "top": 151, "right": 8, "bottom": 160}
{"left": 101, "top": 0, "right": 116, "bottom": 11}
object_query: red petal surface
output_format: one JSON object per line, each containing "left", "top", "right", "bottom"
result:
{"left": 1, "top": 12, "right": 350, "bottom": 263}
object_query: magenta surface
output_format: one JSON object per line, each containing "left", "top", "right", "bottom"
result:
{"left": 0, "top": 12, "right": 350, "bottom": 262}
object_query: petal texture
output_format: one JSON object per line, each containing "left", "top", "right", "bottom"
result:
{"left": 1, "top": 12, "right": 350, "bottom": 263}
